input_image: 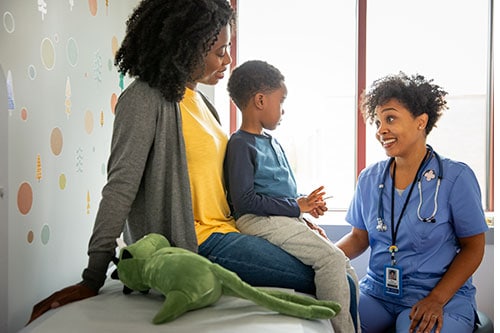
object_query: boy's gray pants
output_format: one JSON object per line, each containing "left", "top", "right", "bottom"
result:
{"left": 236, "top": 214, "right": 360, "bottom": 333}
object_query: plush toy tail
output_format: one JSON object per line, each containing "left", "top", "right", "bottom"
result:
{"left": 258, "top": 288, "right": 341, "bottom": 314}
{"left": 152, "top": 290, "right": 191, "bottom": 324}
{"left": 211, "top": 264, "right": 340, "bottom": 320}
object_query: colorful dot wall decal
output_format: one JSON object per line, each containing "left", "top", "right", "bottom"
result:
{"left": 40, "top": 37, "right": 56, "bottom": 70}
{"left": 66, "top": 37, "right": 79, "bottom": 67}
{"left": 27, "top": 230, "right": 34, "bottom": 244}
{"left": 41, "top": 224, "right": 50, "bottom": 245}
{"left": 50, "top": 127, "right": 63, "bottom": 156}
{"left": 111, "top": 35, "right": 119, "bottom": 56}
{"left": 3, "top": 11, "right": 15, "bottom": 33}
{"left": 27, "top": 64, "right": 37, "bottom": 80}
{"left": 110, "top": 93, "right": 117, "bottom": 114}
{"left": 20, "top": 107, "right": 28, "bottom": 121}
{"left": 88, "top": 0, "right": 98, "bottom": 16}
{"left": 59, "top": 174, "right": 67, "bottom": 190}
{"left": 84, "top": 110, "right": 94, "bottom": 134}
{"left": 17, "top": 182, "right": 33, "bottom": 215}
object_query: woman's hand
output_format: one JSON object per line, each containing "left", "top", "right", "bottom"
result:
{"left": 408, "top": 233, "right": 486, "bottom": 333}
{"left": 408, "top": 295, "right": 444, "bottom": 333}
{"left": 27, "top": 284, "right": 97, "bottom": 325}
{"left": 303, "top": 217, "right": 329, "bottom": 240}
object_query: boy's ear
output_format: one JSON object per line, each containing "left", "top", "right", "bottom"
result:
{"left": 254, "top": 93, "right": 265, "bottom": 110}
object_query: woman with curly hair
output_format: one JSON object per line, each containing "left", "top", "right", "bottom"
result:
{"left": 336, "top": 72, "right": 488, "bottom": 333}
{"left": 28, "top": 0, "right": 318, "bottom": 323}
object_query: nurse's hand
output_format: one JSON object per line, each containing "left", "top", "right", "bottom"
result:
{"left": 408, "top": 295, "right": 443, "bottom": 333}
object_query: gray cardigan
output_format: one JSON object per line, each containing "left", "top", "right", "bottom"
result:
{"left": 82, "top": 80, "right": 220, "bottom": 291}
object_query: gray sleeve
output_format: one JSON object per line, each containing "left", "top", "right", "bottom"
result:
{"left": 83, "top": 81, "right": 162, "bottom": 291}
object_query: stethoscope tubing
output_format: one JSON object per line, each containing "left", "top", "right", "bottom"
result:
{"left": 377, "top": 144, "right": 443, "bottom": 231}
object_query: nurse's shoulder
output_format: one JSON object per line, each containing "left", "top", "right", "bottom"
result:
{"left": 357, "top": 159, "right": 390, "bottom": 185}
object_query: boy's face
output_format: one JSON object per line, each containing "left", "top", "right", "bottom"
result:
{"left": 259, "top": 81, "right": 287, "bottom": 131}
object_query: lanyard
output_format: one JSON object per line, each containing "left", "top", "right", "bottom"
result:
{"left": 389, "top": 151, "right": 429, "bottom": 265}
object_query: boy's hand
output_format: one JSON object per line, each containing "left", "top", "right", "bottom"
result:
{"left": 296, "top": 185, "right": 328, "bottom": 217}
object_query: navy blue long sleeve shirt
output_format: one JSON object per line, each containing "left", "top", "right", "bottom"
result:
{"left": 224, "top": 130, "right": 300, "bottom": 220}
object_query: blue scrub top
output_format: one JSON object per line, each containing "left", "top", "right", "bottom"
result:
{"left": 346, "top": 153, "right": 488, "bottom": 307}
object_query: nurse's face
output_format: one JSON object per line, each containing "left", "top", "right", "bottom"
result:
{"left": 374, "top": 98, "right": 427, "bottom": 158}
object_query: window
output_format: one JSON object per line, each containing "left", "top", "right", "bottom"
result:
{"left": 216, "top": 0, "right": 494, "bottom": 217}
{"left": 227, "top": 0, "right": 358, "bottom": 211}
{"left": 365, "top": 0, "right": 492, "bottom": 211}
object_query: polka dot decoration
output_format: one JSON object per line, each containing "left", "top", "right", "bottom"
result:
{"left": 41, "top": 224, "right": 50, "bottom": 245}
{"left": 59, "top": 174, "right": 67, "bottom": 190}
{"left": 3, "top": 11, "right": 15, "bottom": 33}
{"left": 50, "top": 127, "right": 63, "bottom": 156}
{"left": 17, "top": 182, "right": 33, "bottom": 215}
{"left": 20, "top": 107, "right": 28, "bottom": 121}
{"left": 27, "top": 230, "right": 34, "bottom": 244}
{"left": 66, "top": 37, "right": 79, "bottom": 67}
{"left": 110, "top": 93, "right": 117, "bottom": 114}
{"left": 111, "top": 35, "right": 119, "bottom": 56}
{"left": 28, "top": 65, "right": 37, "bottom": 80}
{"left": 40, "top": 37, "right": 56, "bottom": 70}
{"left": 88, "top": 0, "right": 98, "bottom": 16}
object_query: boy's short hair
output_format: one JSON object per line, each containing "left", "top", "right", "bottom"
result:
{"left": 227, "top": 60, "right": 284, "bottom": 110}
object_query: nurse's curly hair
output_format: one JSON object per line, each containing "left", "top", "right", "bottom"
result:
{"left": 115, "top": 0, "right": 235, "bottom": 102}
{"left": 227, "top": 60, "right": 285, "bottom": 110}
{"left": 361, "top": 72, "right": 448, "bottom": 135}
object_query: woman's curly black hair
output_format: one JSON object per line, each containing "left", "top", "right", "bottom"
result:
{"left": 361, "top": 72, "right": 448, "bottom": 135}
{"left": 227, "top": 60, "right": 285, "bottom": 110}
{"left": 115, "top": 0, "right": 235, "bottom": 102}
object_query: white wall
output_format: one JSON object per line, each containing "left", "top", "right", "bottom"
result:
{"left": 1, "top": 64, "right": 9, "bottom": 333}
{"left": 0, "top": 2, "right": 138, "bottom": 332}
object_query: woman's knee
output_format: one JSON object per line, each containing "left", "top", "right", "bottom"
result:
{"left": 201, "top": 232, "right": 316, "bottom": 293}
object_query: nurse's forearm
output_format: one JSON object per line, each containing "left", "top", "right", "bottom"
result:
{"left": 426, "top": 233, "right": 485, "bottom": 306}
{"left": 335, "top": 227, "right": 369, "bottom": 260}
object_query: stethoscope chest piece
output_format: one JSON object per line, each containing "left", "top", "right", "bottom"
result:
{"left": 376, "top": 218, "right": 387, "bottom": 232}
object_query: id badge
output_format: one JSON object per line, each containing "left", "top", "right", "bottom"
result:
{"left": 384, "top": 265, "right": 402, "bottom": 297}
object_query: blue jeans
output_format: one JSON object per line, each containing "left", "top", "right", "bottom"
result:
{"left": 198, "top": 232, "right": 316, "bottom": 295}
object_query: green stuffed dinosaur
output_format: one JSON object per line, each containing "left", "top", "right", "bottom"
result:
{"left": 111, "top": 233, "right": 340, "bottom": 324}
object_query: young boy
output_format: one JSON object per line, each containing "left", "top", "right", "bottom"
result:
{"left": 224, "top": 60, "right": 359, "bottom": 333}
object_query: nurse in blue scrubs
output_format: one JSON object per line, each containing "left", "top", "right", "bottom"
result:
{"left": 336, "top": 72, "right": 488, "bottom": 333}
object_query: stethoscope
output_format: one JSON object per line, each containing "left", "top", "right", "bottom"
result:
{"left": 376, "top": 144, "right": 443, "bottom": 232}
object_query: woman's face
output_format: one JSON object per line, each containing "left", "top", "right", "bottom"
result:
{"left": 374, "top": 98, "right": 427, "bottom": 158}
{"left": 196, "top": 24, "right": 232, "bottom": 87}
